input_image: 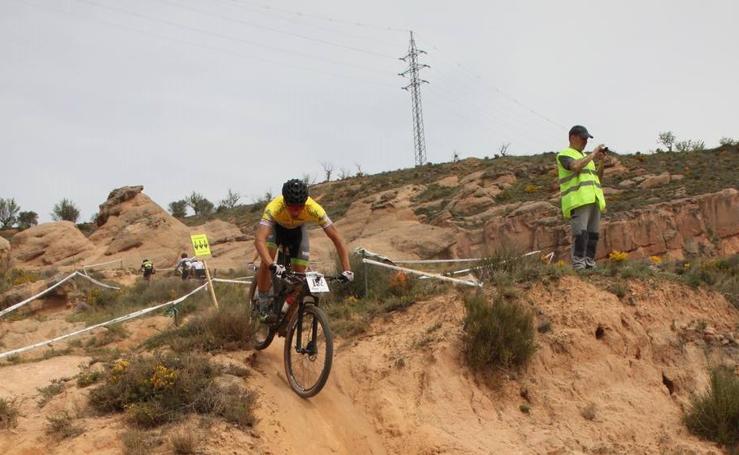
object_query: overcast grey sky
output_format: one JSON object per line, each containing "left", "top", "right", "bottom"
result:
{"left": 1, "top": 0, "right": 737, "bottom": 222}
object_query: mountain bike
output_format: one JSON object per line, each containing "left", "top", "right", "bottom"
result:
{"left": 247, "top": 252, "right": 336, "bottom": 398}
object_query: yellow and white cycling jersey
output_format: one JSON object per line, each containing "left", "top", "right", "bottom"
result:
{"left": 259, "top": 195, "right": 332, "bottom": 230}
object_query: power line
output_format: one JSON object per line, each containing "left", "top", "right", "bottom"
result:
{"left": 229, "top": 0, "right": 410, "bottom": 33}
{"left": 399, "top": 31, "right": 429, "bottom": 167}
{"left": 73, "top": 0, "right": 394, "bottom": 76}
{"left": 425, "top": 68, "right": 551, "bottom": 151}
{"left": 203, "top": 0, "right": 403, "bottom": 50}
{"left": 423, "top": 38, "right": 567, "bottom": 132}
{"left": 154, "top": 0, "right": 399, "bottom": 60}
{"left": 13, "top": 0, "right": 399, "bottom": 88}
{"left": 423, "top": 86, "right": 543, "bottom": 153}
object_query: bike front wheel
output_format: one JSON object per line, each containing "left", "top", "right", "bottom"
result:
{"left": 247, "top": 280, "right": 275, "bottom": 351}
{"left": 284, "top": 304, "right": 333, "bottom": 398}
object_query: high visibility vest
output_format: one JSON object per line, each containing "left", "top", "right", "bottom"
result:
{"left": 556, "top": 147, "right": 606, "bottom": 219}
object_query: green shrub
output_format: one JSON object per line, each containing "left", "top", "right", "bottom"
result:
{"left": 144, "top": 303, "right": 254, "bottom": 352}
{"left": 194, "top": 383, "right": 257, "bottom": 428}
{"left": 476, "top": 248, "right": 567, "bottom": 287}
{"left": 45, "top": 411, "right": 83, "bottom": 439}
{"left": 76, "top": 368, "right": 103, "bottom": 388}
{"left": 69, "top": 278, "right": 207, "bottom": 326}
{"left": 37, "top": 380, "right": 65, "bottom": 408}
{"left": 463, "top": 293, "right": 536, "bottom": 371}
{"left": 607, "top": 281, "right": 628, "bottom": 299}
{"left": 675, "top": 255, "right": 738, "bottom": 308}
{"left": 685, "top": 367, "right": 739, "bottom": 448}
{"left": 88, "top": 353, "right": 256, "bottom": 429}
{"left": 332, "top": 253, "right": 392, "bottom": 299}
{"left": 0, "top": 397, "right": 20, "bottom": 429}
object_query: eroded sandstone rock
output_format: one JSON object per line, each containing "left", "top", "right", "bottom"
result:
{"left": 10, "top": 222, "right": 95, "bottom": 266}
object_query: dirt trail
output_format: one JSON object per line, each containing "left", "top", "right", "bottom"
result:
{"left": 243, "top": 279, "right": 736, "bottom": 454}
{"left": 1, "top": 275, "right": 736, "bottom": 454}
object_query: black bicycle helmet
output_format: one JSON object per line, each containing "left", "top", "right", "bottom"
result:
{"left": 282, "top": 178, "right": 309, "bottom": 204}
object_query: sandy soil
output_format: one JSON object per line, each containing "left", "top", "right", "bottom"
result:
{"left": 1, "top": 275, "right": 736, "bottom": 454}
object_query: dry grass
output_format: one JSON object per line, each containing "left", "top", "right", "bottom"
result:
{"left": 45, "top": 410, "right": 84, "bottom": 439}
{"left": 143, "top": 301, "right": 254, "bottom": 352}
{"left": 121, "top": 429, "right": 162, "bottom": 455}
{"left": 685, "top": 366, "right": 739, "bottom": 449}
{"left": 0, "top": 397, "right": 20, "bottom": 429}
{"left": 170, "top": 427, "right": 200, "bottom": 454}
{"left": 37, "top": 380, "right": 65, "bottom": 408}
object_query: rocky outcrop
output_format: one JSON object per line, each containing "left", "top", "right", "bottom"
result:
{"left": 90, "top": 188, "right": 191, "bottom": 265}
{"left": 10, "top": 222, "right": 95, "bottom": 267}
{"left": 0, "top": 236, "right": 10, "bottom": 271}
{"left": 96, "top": 185, "right": 144, "bottom": 226}
{"left": 457, "top": 188, "right": 739, "bottom": 260}
{"left": 600, "top": 188, "right": 739, "bottom": 258}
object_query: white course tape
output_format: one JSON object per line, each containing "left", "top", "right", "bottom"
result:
{"left": 392, "top": 258, "right": 483, "bottom": 265}
{"left": 446, "top": 250, "right": 544, "bottom": 276}
{"left": 362, "top": 258, "right": 482, "bottom": 288}
{"left": 212, "top": 278, "right": 252, "bottom": 285}
{"left": 0, "top": 271, "right": 122, "bottom": 319}
{"left": 0, "top": 272, "right": 79, "bottom": 318}
{"left": 82, "top": 259, "right": 124, "bottom": 271}
{"left": 0, "top": 284, "right": 207, "bottom": 359}
{"left": 75, "top": 272, "right": 121, "bottom": 290}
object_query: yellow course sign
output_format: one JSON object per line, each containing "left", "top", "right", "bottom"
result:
{"left": 190, "top": 234, "right": 211, "bottom": 257}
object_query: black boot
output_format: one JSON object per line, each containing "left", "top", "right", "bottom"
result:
{"left": 572, "top": 232, "right": 587, "bottom": 270}
{"left": 585, "top": 232, "right": 599, "bottom": 268}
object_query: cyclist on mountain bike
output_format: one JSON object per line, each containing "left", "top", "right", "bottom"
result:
{"left": 254, "top": 178, "right": 354, "bottom": 318}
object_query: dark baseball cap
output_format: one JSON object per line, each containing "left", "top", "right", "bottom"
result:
{"left": 569, "top": 125, "right": 593, "bottom": 139}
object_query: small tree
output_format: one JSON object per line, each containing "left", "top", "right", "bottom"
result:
{"left": 51, "top": 199, "right": 80, "bottom": 223}
{"left": 657, "top": 131, "right": 676, "bottom": 151}
{"left": 499, "top": 143, "right": 511, "bottom": 157}
{"left": 186, "top": 192, "right": 214, "bottom": 217}
{"left": 168, "top": 200, "right": 188, "bottom": 218}
{"left": 675, "top": 139, "right": 705, "bottom": 153}
{"left": 354, "top": 163, "right": 364, "bottom": 177}
{"left": 17, "top": 211, "right": 38, "bottom": 230}
{"left": 218, "top": 189, "right": 241, "bottom": 210}
{"left": 0, "top": 198, "right": 20, "bottom": 229}
{"left": 338, "top": 168, "right": 350, "bottom": 180}
{"left": 719, "top": 137, "right": 737, "bottom": 146}
{"left": 301, "top": 174, "right": 316, "bottom": 186}
{"left": 320, "top": 162, "right": 334, "bottom": 182}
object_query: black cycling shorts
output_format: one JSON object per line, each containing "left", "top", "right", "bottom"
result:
{"left": 266, "top": 224, "right": 309, "bottom": 267}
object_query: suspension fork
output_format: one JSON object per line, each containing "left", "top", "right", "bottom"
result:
{"left": 294, "top": 294, "right": 319, "bottom": 354}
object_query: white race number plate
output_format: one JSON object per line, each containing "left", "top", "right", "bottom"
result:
{"left": 306, "top": 272, "right": 330, "bottom": 293}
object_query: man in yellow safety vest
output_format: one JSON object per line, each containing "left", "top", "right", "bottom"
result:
{"left": 556, "top": 125, "right": 607, "bottom": 270}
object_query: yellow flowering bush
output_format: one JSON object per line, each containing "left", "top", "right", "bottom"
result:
{"left": 150, "top": 365, "right": 177, "bottom": 390}
{"left": 112, "top": 359, "right": 129, "bottom": 375}
{"left": 649, "top": 256, "right": 662, "bottom": 265}
{"left": 608, "top": 251, "right": 629, "bottom": 263}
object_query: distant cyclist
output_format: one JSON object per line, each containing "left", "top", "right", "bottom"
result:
{"left": 140, "top": 258, "right": 155, "bottom": 281}
{"left": 190, "top": 258, "right": 206, "bottom": 280}
{"left": 174, "top": 253, "right": 192, "bottom": 280}
{"left": 254, "top": 179, "right": 354, "bottom": 319}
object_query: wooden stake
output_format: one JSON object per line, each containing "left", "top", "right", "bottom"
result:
{"left": 203, "top": 260, "right": 219, "bottom": 308}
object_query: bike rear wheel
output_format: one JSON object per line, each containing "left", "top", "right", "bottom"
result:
{"left": 284, "top": 304, "right": 333, "bottom": 398}
{"left": 247, "top": 280, "right": 275, "bottom": 350}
